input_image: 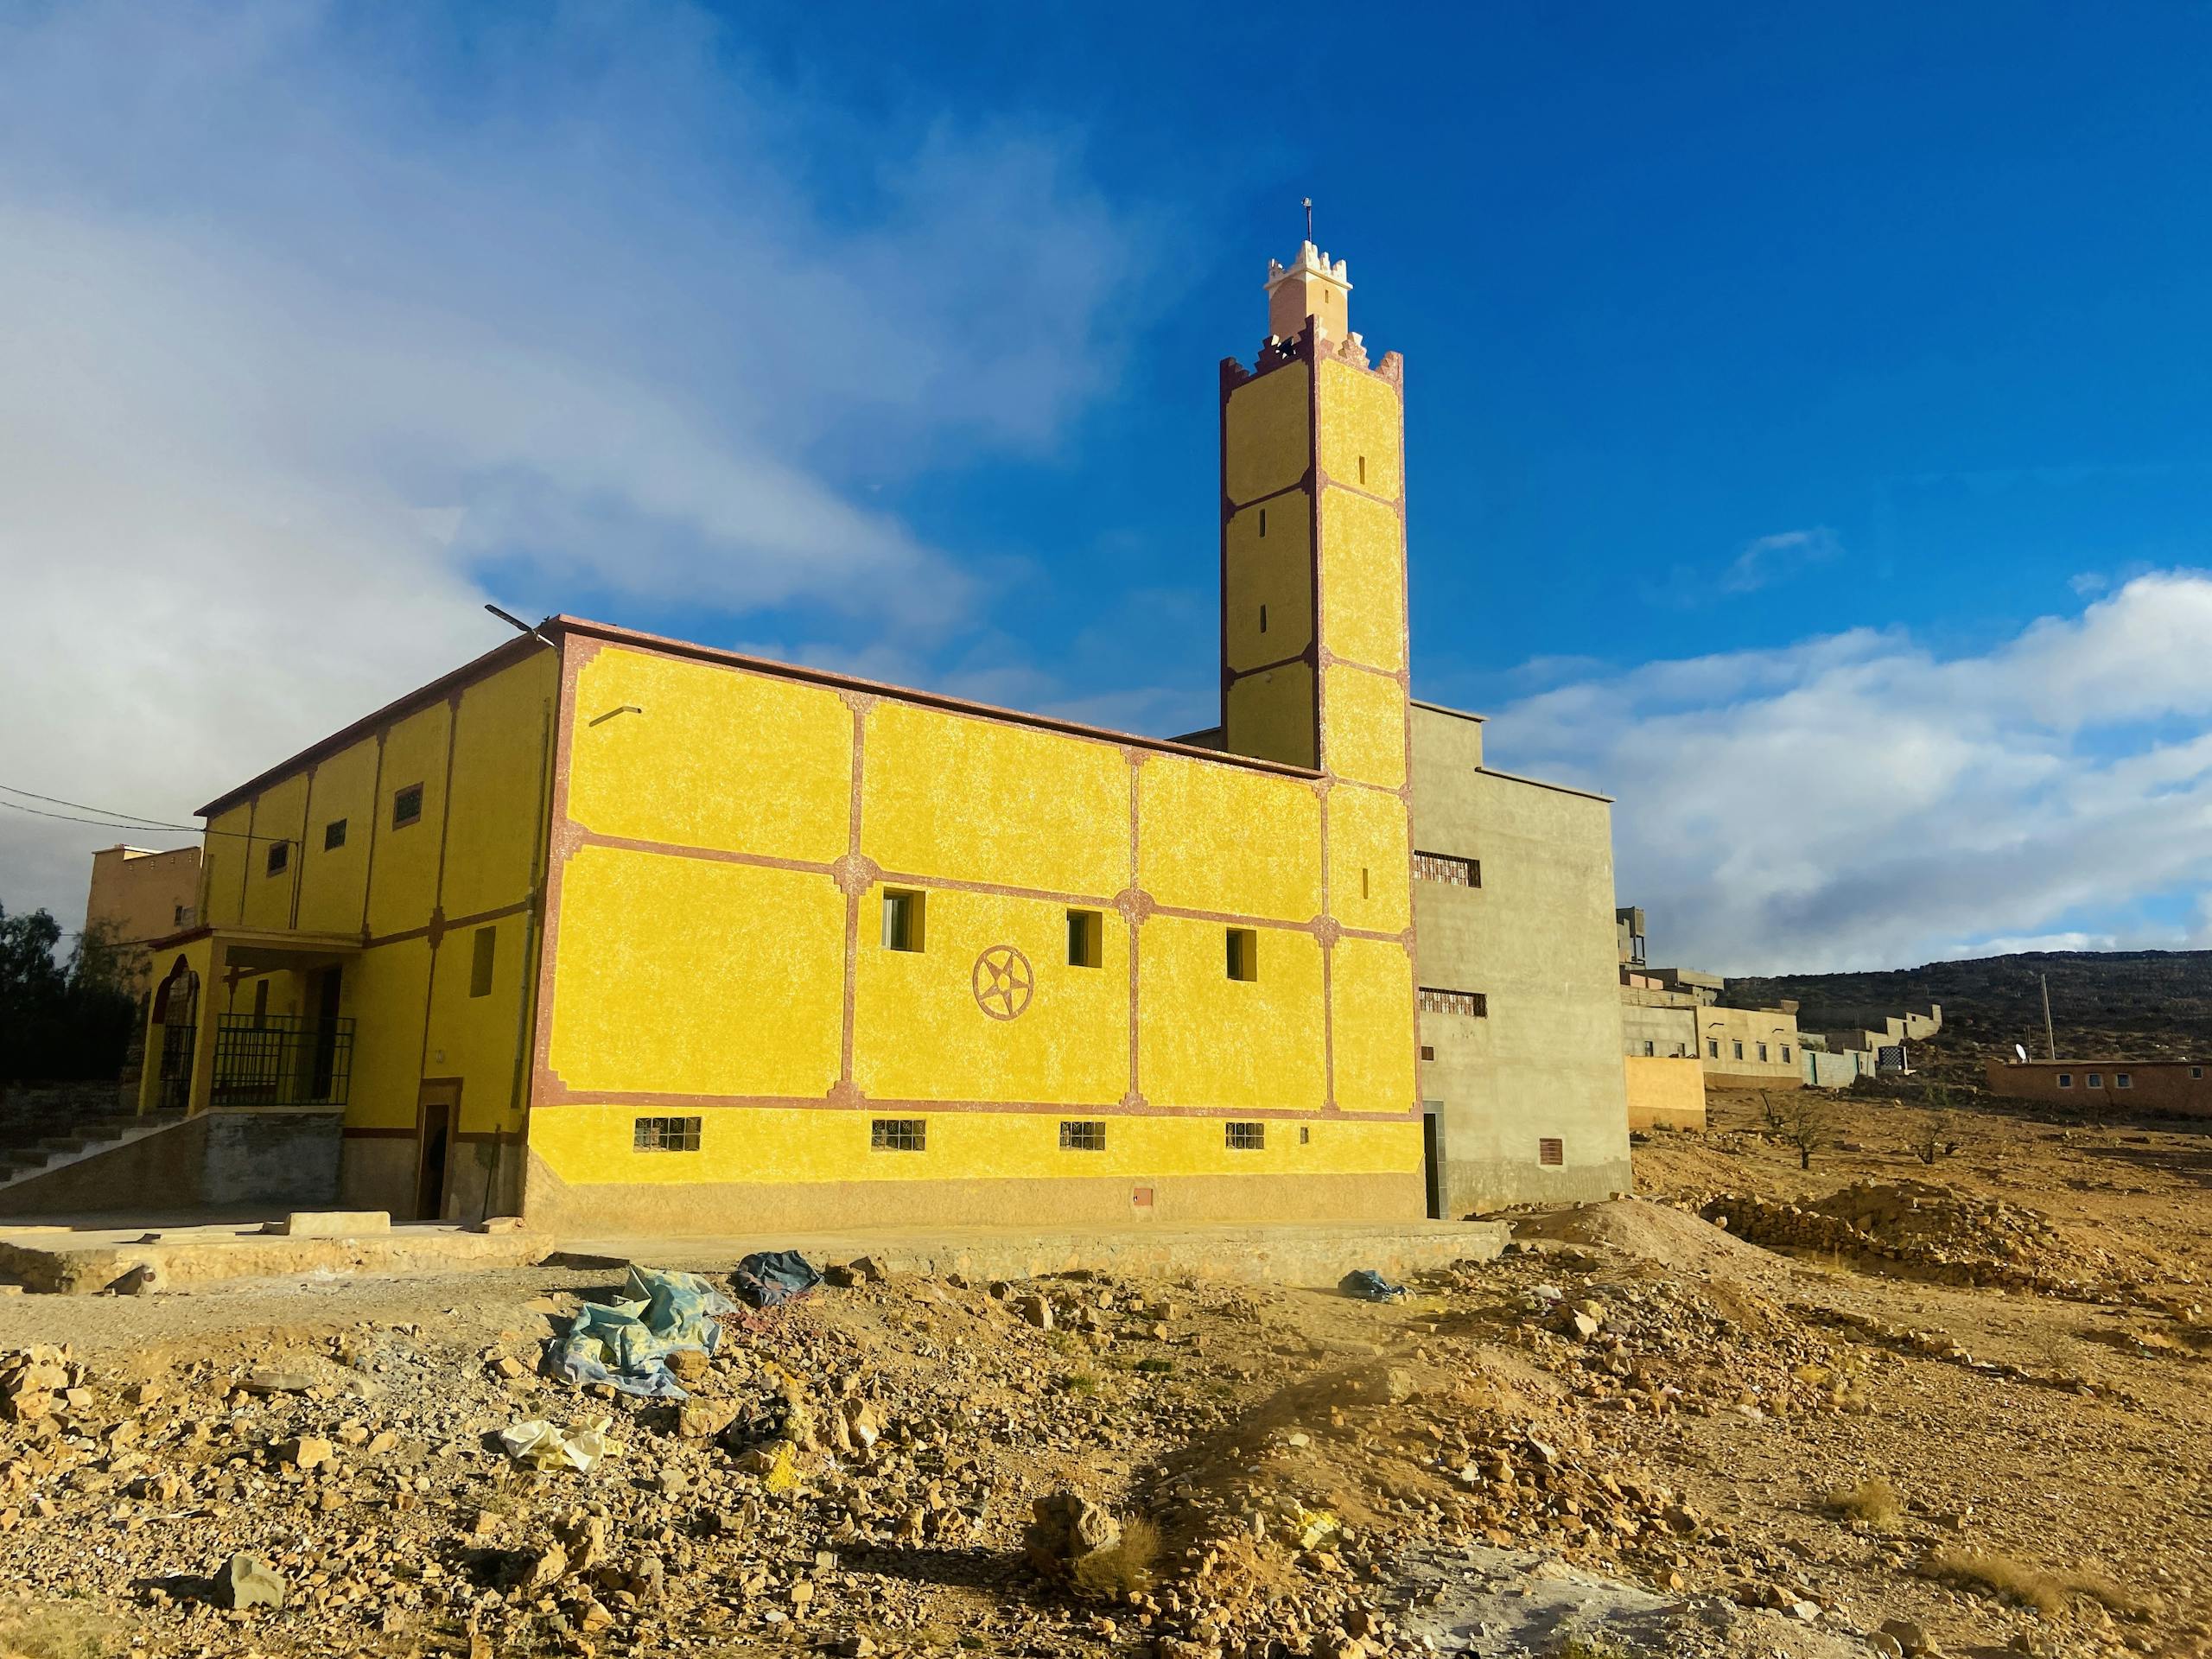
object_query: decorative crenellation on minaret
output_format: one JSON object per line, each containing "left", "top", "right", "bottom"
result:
{"left": 1265, "top": 241, "right": 1352, "bottom": 343}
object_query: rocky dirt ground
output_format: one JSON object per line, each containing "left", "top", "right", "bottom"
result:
{"left": 0, "top": 1089, "right": 2205, "bottom": 1659}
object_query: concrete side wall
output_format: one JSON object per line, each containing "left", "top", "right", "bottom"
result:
{"left": 1411, "top": 713, "right": 1631, "bottom": 1214}
{"left": 1621, "top": 1000, "right": 1696, "bottom": 1058}
{"left": 1803, "top": 1050, "right": 1869, "bottom": 1089}
{"left": 0, "top": 1110, "right": 340, "bottom": 1217}
{"left": 1624, "top": 1055, "right": 1706, "bottom": 1130}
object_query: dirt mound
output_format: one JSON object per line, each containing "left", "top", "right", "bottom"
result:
{"left": 1510, "top": 1197, "right": 1788, "bottom": 1281}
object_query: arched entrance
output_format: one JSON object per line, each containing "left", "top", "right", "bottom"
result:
{"left": 149, "top": 957, "right": 200, "bottom": 1112}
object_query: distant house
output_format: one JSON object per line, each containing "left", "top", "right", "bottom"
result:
{"left": 1985, "top": 1058, "right": 2212, "bottom": 1116}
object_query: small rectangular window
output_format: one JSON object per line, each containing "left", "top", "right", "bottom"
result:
{"left": 1259, "top": 603, "right": 1268, "bottom": 633}
{"left": 1781, "top": 1046, "right": 1792, "bottom": 1064}
{"left": 392, "top": 783, "right": 424, "bottom": 829}
{"left": 1421, "top": 1045, "right": 1435, "bottom": 1062}
{"left": 1707, "top": 1039, "right": 1719, "bottom": 1058}
{"left": 468, "top": 925, "right": 496, "bottom": 998}
{"left": 2115, "top": 1072, "right": 2132, "bottom": 1089}
{"left": 871, "top": 1117, "right": 926, "bottom": 1152}
{"left": 1757, "top": 1042, "right": 1769, "bottom": 1063}
{"left": 1413, "top": 851, "right": 1478, "bottom": 887}
{"left": 2088, "top": 1072, "right": 2103, "bottom": 1089}
{"left": 2193, "top": 1067, "right": 2203, "bottom": 1080}
{"left": 323, "top": 818, "right": 347, "bottom": 851}
{"left": 1299, "top": 1125, "right": 1310, "bottom": 1144}
{"left": 1066, "top": 908, "right": 1103, "bottom": 969}
{"left": 1417, "top": 988, "right": 1486, "bottom": 1017}
{"left": 1643, "top": 1040, "right": 1656, "bottom": 1057}
{"left": 1226, "top": 927, "right": 1258, "bottom": 982}
{"left": 173, "top": 903, "right": 188, "bottom": 925}
{"left": 1732, "top": 1041, "right": 1745, "bottom": 1061}
{"left": 1058, "top": 1120, "right": 1106, "bottom": 1152}
{"left": 881, "top": 889, "right": 926, "bottom": 952}
{"left": 1357, "top": 454, "right": 1367, "bottom": 486}
{"left": 2057, "top": 1073, "right": 2074, "bottom": 1088}
{"left": 1538, "top": 1137, "right": 1564, "bottom": 1166}
{"left": 633, "top": 1116, "right": 701, "bottom": 1153}
{"left": 265, "top": 840, "right": 289, "bottom": 876}
{"left": 1225, "top": 1121, "right": 1265, "bottom": 1151}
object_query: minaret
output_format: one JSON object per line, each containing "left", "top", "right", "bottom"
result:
{"left": 1219, "top": 239, "right": 1416, "bottom": 1128}
{"left": 1218, "top": 240, "right": 1408, "bottom": 788}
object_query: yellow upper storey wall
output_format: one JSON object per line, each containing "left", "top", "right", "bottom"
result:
{"left": 538, "top": 635, "right": 1419, "bottom": 1132}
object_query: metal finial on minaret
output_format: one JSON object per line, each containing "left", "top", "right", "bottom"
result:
{"left": 1303, "top": 196, "right": 1313, "bottom": 243}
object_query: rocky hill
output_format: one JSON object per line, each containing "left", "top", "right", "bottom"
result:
{"left": 1727, "top": 949, "right": 2212, "bottom": 1063}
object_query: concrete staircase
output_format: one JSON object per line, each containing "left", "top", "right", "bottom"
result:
{"left": 0, "top": 1112, "right": 181, "bottom": 1196}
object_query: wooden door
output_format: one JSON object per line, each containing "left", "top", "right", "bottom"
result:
{"left": 414, "top": 1080, "right": 461, "bottom": 1221}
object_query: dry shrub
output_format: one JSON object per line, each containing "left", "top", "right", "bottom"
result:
{"left": 0, "top": 1600, "right": 118, "bottom": 1659}
{"left": 1923, "top": 1548, "right": 2150, "bottom": 1618}
{"left": 1825, "top": 1475, "right": 1904, "bottom": 1529}
{"left": 1071, "top": 1515, "right": 1160, "bottom": 1599}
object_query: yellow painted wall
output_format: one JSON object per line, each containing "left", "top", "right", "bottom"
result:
{"left": 1624, "top": 1055, "right": 1707, "bottom": 1130}
{"left": 363, "top": 701, "right": 453, "bottom": 943}
{"left": 293, "top": 736, "right": 378, "bottom": 936}
{"left": 1331, "top": 933, "right": 1416, "bottom": 1112}
{"left": 1138, "top": 914, "right": 1325, "bottom": 1113}
{"left": 1325, "top": 781, "right": 1410, "bottom": 936}
{"left": 238, "top": 772, "right": 308, "bottom": 931}
{"left": 1224, "top": 497, "right": 1314, "bottom": 673}
{"left": 1318, "top": 357, "right": 1402, "bottom": 501}
{"left": 1321, "top": 663, "right": 1408, "bottom": 790}
{"left": 199, "top": 805, "right": 251, "bottom": 929}
{"left": 1138, "top": 754, "right": 1319, "bottom": 923}
{"left": 1319, "top": 486, "right": 1406, "bottom": 674}
{"left": 163, "top": 648, "right": 557, "bottom": 1217}
{"left": 855, "top": 885, "right": 1128, "bottom": 1105}
{"left": 529, "top": 1103, "right": 1417, "bottom": 1188}
{"left": 550, "top": 845, "right": 844, "bottom": 1099}
{"left": 566, "top": 647, "right": 850, "bottom": 864}
{"left": 1224, "top": 361, "right": 1309, "bottom": 504}
{"left": 1224, "top": 667, "right": 1318, "bottom": 770}
{"left": 864, "top": 700, "right": 1128, "bottom": 897}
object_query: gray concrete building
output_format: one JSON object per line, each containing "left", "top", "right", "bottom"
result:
{"left": 1408, "top": 702, "right": 1633, "bottom": 1215}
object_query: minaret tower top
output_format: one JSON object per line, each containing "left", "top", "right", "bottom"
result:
{"left": 1265, "top": 242, "right": 1351, "bottom": 341}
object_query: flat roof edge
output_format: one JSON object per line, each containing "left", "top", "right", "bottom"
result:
{"left": 1411, "top": 697, "right": 1488, "bottom": 723}
{"left": 554, "top": 617, "right": 1323, "bottom": 780}
{"left": 1472, "top": 765, "right": 1613, "bottom": 804}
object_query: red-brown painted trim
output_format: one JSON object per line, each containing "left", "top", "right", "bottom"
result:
{"left": 545, "top": 616, "right": 1321, "bottom": 782}
{"left": 576, "top": 830, "right": 835, "bottom": 880}
{"left": 837, "top": 692, "right": 869, "bottom": 1090}
{"left": 340, "top": 1126, "right": 416, "bottom": 1140}
{"left": 365, "top": 898, "right": 536, "bottom": 951}
{"left": 528, "top": 637, "right": 590, "bottom": 1113}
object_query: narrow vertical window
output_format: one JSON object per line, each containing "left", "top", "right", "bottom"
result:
{"left": 882, "top": 890, "right": 926, "bottom": 952}
{"left": 265, "top": 841, "right": 289, "bottom": 876}
{"left": 1259, "top": 603, "right": 1268, "bottom": 634}
{"left": 1258, "top": 508, "right": 1267, "bottom": 538}
{"left": 468, "top": 925, "right": 497, "bottom": 998}
{"left": 1225, "top": 928, "right": 1258, "bottom": 982}
{"left": 1357, "top": 455, "right": 1367, "bottom": 486}
{"left": 323, "top": 818, "right": 347, "bottom": 851}
{"left": 1065, "top": 908, "right": 1102, "bottom": 969}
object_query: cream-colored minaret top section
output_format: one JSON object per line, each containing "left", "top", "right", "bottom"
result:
{"left": 1265, "top": 241, "right": 1351, "bottom": 341}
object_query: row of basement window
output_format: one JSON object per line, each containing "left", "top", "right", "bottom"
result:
{"left": 2051, "top": 1071, "right": 2176, "bottom": 1090}
{"left": 632, "top": 1116, "right": 1311, "bottom": 1154}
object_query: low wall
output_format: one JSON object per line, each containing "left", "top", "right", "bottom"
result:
{"left": 1624, "top": 1055, "right": 1705, "bottom": 1130}
{"left": 0, "top": 1109, "right": 340, "bottom": 1217}
{"left": 1802, "top": 1050, "right": 1868, "bottom": 1089}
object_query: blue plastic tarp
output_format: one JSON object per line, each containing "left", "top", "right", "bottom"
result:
{"left": 1338, "top": 1268, "right": 1409, "bottom": 1303}
{"left": 547, "top": 1265, "right": 734, "bottom": 1399}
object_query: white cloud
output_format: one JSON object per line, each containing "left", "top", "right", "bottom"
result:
{"left": 1719, "top": 526, "right": 1842, "bottom": 594}
{"left": 0, "top": 2, "right": 1142, "bottom": 926}
{"left": 1487, "top": 570, "right": 2212, "bottom": 974}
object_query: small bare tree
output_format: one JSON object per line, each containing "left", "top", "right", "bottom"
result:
{"left": 1910, "top": 1083, "right": 1952, "bottom": 1166}
{"left": 1758, "top": 1090, "right": 1786, "bottom": 1131}
{"left": 1778, "top": 1094, "right": 1833, "bottom": 1171}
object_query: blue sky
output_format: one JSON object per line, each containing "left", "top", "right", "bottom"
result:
{"left": 4, "top": 2, "right": 2212, "bottom": 971}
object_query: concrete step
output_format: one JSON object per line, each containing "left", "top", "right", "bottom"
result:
{"left": 0, "top": 1117, "right": 181, "bottom": 1195}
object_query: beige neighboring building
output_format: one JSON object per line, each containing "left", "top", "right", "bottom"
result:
{"left": 1409, "top": 702, "right": 1632, "bottom": 1215}
{"left": 84, "top": 845, "right": 202, "bottom": 995}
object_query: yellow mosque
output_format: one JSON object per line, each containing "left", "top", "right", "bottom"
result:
{"left": 119, "top": 239, "right": 1446, "bottom": 1233}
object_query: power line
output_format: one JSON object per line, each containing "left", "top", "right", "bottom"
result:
{"left": 0, "top": 782, "right": 188, "bottom": 830}
{"left": 0, "top": 787, "right": 264, "bottom": 842}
